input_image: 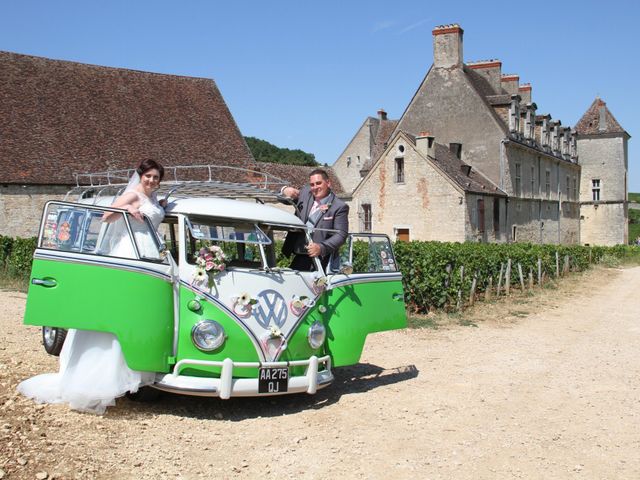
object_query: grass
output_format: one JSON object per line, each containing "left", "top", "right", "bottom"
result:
{"left": 0, "top": 270, "right": 29, "bottom": 292}
{"left": 628, "top": 192, "right": 640, "bottom": 203}
{"left": 629, "top": 223, "right": 640, "bottom": 245}
{"left": 407, "top": 315, "right": 439, "bottom": 329}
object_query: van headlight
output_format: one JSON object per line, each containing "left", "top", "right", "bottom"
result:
{"left": 191, "top": 320, "right": 225, "bottom": 351}
{"left": 307, "top": 320, "right": 326, "bottom": 349}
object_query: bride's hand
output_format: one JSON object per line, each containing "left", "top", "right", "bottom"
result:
{"left": 127, "top": 205, "right": 143, "bottom": 222}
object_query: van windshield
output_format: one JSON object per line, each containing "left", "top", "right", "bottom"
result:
{"left": 185, "top": 217, "right": 273, "bottom": 269}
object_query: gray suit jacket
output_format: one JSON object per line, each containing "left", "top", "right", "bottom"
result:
{"left": 293, "top": 185, "right": 349, "bottom": 258}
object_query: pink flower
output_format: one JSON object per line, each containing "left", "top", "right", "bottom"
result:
{"left": 205, "top": 261, "right": 215, "bottom": 271}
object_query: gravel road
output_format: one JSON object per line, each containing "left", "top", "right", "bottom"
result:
{"left": 1, "top": 266, "right": 639, "bottom": 479}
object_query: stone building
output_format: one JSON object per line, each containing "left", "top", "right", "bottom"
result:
{"left": 0, "top": 51, "right": 255, "bottom": 237}
{"left": 334, "top": 24, "right": 598, "bottom": 244}
{"left": 575, "top": 98, "right": 630, "bottom": 245}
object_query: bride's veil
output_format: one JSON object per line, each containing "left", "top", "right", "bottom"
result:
{"left": 99, "top": 170, "right": 141, "bottom": 256}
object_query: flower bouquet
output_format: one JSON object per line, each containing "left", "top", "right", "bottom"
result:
{"left": 193, "top": 245, "right": 227, "bottom": 288}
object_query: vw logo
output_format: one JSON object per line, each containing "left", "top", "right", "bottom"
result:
{"left": 253, "top": 289, "right": 288, "bottom": 328}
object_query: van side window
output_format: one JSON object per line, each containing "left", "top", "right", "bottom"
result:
{"left": 39, "top": 202, "right": 165, "bottom": 263}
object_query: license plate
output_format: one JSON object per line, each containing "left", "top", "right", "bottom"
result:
{"left": 258, "top": 367, "right": 289, "bottom": 394}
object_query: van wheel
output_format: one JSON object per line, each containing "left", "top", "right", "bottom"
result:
{"left": 126, "top": 387, "right": 161, "bottom": 402}
{"left": 42, "top": 326, "right": 67, "bottom": 356}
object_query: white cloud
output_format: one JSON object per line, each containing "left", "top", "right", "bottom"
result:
{"left": 398, "top": 18, "right": 430, "bottom": 34}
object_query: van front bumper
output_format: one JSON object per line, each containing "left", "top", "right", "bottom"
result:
{"left": 152, "top": 355, "right": 333, "bottom": 398}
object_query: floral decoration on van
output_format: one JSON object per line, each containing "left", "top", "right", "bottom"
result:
{"left": 193, "top": 245, "right": 227, "bottom": 288}
{"left": 260, "top": 325, "right": 288, "bottom": 361}
{"left": 312, "top": 274, "right": 328, "bottom": 294}
{"left": 290, "top": 295, "right": 311, "bottom": 316}
{"left": 231, "top": 292, "right": 257, "bottom": 318}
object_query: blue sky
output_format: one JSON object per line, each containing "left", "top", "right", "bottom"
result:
{"left": 2, "top": 1, "right": 638, "bottom": 190}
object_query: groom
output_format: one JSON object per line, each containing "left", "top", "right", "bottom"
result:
{"left": 281, "top": 169, "right": 349, "bottom": 271}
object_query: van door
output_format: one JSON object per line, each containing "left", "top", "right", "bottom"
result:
{"left": 324, "top": 234, "right": 407, "bottom": 366}
{"left": 24, "top": 201, "right": 174, "bottom": 372}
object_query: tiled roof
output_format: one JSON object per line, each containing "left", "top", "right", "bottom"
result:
{"left": 370, "top": 119, "right": 399, "bottom": 164}
{"left": 0, "top": 51, "right": 255, "bottom": 185}
{"left": 254, "top": 162, "right": 346, "bottom": 196}
{"left": 575, "top": 97, "right": 627, "bottom": 136}
{"left": 402, "top": 132, "right": 504, "bottom": 195}
{"left": 430, "top": 142, "right": 505, "bottom": 196}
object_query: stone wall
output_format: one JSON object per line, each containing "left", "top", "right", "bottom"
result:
{"left": 580, "top": 203, "right": 627, "bottom": 246}
{"left": 0, "top": 185, "right": 70, "bottom": 238}
{"left": 577, "top": 135, "right": 628, "bottom": 245}
{"left": 350, "top": 135, "right": 466, "bottom": 242}
{"left": 504, "top": 142, "right": 580, "bottom": 244}
{"left": 464, "top": 194, "right": 506, "bottom": 243}
{"left": 395, "top": 67, "right": 506, "bottom": 187}
{"left": 332, "top": 118, "right": 374, "bottom": 194}
{"left": 578, "top": 136, "right": 627, "bottom": 202}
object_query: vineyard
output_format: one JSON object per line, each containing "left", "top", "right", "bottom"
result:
{"left": 1, "top": 234, "right": 639, "bottom": 313}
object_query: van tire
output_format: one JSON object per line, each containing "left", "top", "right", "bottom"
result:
{"left": 126, "top": 387, "right": 161, "bottom": 402}
{"left": 42, "top": 327, "right": 67, "bottom": 356}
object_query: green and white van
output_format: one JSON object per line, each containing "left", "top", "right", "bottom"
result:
{"left": 24, "top": 169, "right": 407, "bottom": 398}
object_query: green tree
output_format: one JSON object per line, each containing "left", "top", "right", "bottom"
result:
{"left": 244, "top": 137, "right": 318, "bottom": 166}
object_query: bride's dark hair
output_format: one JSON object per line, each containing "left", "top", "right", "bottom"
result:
{"left": 136, "top": 159, "right": 165, "bottom": 181}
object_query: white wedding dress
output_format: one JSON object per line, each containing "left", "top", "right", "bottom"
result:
{"left": 18, "top": 191, "right": 165, "bottom": 414}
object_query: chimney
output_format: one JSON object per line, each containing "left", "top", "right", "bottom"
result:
{"left": 377, "top": 109, "right": 387, "bottom": 121}
{"left": 416, "top": 132, "right": 435, "bottom": 158}
{"left": 460, "top": 164, "right": 472, "bottom": 176}
{"left": 449, "top": 142, "right": 462, "bottom": 160}
{"left": 467, "top": 59, "right": 502, "bottom": 93}
{"left": 501, "top": 74, "right": 520, "bottom": 95}
{"left": 518, "top": 83, "right": 532, "bottom": 104}
{"left": 432, "top": 24, "right": 464, "bottom": 68}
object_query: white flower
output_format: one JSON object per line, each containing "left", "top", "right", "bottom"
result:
{"left": 291, "top": 295, "right": 309, "bottom": 310}
{"left": 238, "top": 292, "right": 252, "bottom": 306}
{"left": 196, "top": 257, "right": 206, "bottom": 267}
{"left": 193, "top": 268, "right": 207, "bottom": 285}
{"left": 318, "top": 305, "right": 327, "bottom": 313}
{"left": 314, "top": 276, "right": 327, "bottom": 288}
{"left": 269, "top": 325, "right": 283, "bottom": 337}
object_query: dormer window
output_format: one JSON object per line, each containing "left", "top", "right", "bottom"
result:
{"left": 509, "top": 95, "right": 521, "bottom": 133}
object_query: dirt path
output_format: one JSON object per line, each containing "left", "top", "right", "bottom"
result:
{"left": 1, "top": 266, "right": 639, "bottom": 479}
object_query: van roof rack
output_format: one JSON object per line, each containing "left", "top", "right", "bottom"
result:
{"left": 65, "top": 165, "right": 290, "bottom": 204}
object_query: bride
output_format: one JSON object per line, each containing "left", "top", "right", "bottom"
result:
{"left": 18, "top": 160, "right": 166, "bottom": 414}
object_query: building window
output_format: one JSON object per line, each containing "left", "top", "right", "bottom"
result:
{"left": 362, "top": 203, "right": 372, "bottom": 232}
{"left": 477, "top": 199, "right": 485, "bottom": 233}
{"left": 512, "top": 225, "right": 517, "bottom": 242}
{"left": 545, "top": 170, "right": 551, "bottom": 199}
{"left": 395, "top": 158, "right": 405, "bottom": 183}
{"left": 572, "top": 178, "right": 577, "bottom": 200}
{"left": 592, "top": 179, "right": 601, "bottom": 202}
{"left": 566, "top": 175, "right": 570, "bottom": 200}
{"left": 396, "top": 228, "right": 410, "bottom": 242}
{"left": 347, "top": 156, "right": 351, "bottom": 167}
{"left": 515, "top": 163, "right": 522, "bottom": 196}
{"left": 493, "top": 198, "right": 500, "bottom": 236}
{"left": 530, "top": 166, "right": 535, "bottom": 198}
